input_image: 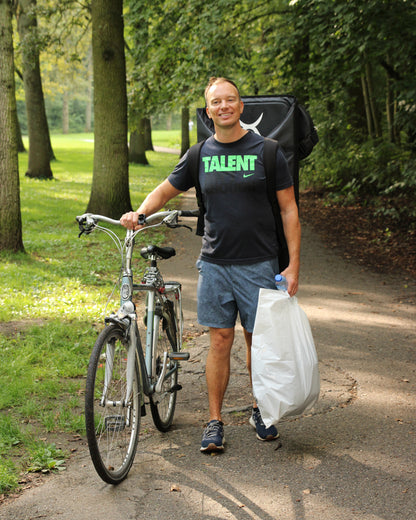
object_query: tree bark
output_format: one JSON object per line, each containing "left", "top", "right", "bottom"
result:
{"left": 62, "top": 90, "right": 69, "bottom": 134}
{"left": 144, "top": 117, "right": 154, "bottom": 151}
{"left": 17, "top": 0, "right": 54, "bottom": 178}
{"left": 87, "top": 0, "right": 132, "bottom": 217}
{"left": 385, "top": 55, "right": 399, "bottom": 145}
{"left": 180, "top": 106, "right": 190, "bottom": 157}
{"left": 365, "top": 62, "right": 382, "bottom": 139}
{"left": 361, "top": 73, "right": 374, "bottom": 139}
{"left": 129, "top": 123, "right": 148, "bottom": 165}
{"left": 0, "top": 0, "right": 24, "bottom": 252}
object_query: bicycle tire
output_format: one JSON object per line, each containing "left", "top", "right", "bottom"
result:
{"left": 149, "top": 300, "right": 178, "bottom": 431}
{"left": 85, "top": 324, "right": 142, "bottom": 484}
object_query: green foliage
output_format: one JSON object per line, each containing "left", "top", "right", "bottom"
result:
{"left": 26, "top": 443, "right": 66, "bottom": 474}
{"left": 14, "top": 0, "right": 416, "bottom": 220}
{"left": 302, "top": 137, "right": 416, "bottom": 225}
{"left": 0, "top": 133, "right": 180, "bottom": 494}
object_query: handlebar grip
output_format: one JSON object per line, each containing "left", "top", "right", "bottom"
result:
{"left": 180, "top": 209, "right": 200, "bottom": 217}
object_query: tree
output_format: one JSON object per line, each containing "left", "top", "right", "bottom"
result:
{"left": 38, "top": 3, "right": 92, "bottom": 135}
{"left": 0, "top": 0, "right": 24, "bottom": 252}
{"left": 125, "top": 0, "right": 245, "bottom": 160}
{"left": 128, "top": 124, "right": 148, "bottom": 165}
{"left": 180, "top": 107, "right": 190, "bottom": 157}
{"left": 16, "top": 0, "right": 54, "bottom": 178}
{"left": 86, "top": 0, "right": 132, "bottom": 217}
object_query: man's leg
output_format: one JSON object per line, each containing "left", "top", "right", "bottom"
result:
{"left": 206, "top": 326, "right": 235, "bottom": 421}
{"left": 243, "top": 328, "right": 257, "bottom": 408}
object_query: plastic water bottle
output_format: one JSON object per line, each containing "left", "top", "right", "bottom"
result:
{"left": 275, "top": 274, "right": 288, "bottom": 291}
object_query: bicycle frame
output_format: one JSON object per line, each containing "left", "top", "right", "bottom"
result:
{"left": 78, "top": 211, "right": 189, "bottom": 409}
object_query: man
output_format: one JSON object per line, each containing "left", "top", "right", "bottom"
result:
{"left": 121, "top": 77, "right": 301, "bottom": 452}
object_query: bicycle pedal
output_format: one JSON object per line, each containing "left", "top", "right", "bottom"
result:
{"left": 169, "top": 352, "right": 190, "bottom": 361}
{"left": 168, "top": 384, "right": 182, "bottom": 393}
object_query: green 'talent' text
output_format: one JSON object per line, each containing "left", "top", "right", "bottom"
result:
{"left": 202, "top": 155, "right": 257, "bottom": 173}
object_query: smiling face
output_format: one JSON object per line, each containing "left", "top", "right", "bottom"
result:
{"left": 205, "top": 80, "right": 244, "bottom": 132}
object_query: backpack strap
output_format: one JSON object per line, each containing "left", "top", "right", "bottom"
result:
{"left": 187, "top": 139, "right": 206, "bottom": 236}
{"left": 263, "top": 138, "right": 290, "bottom": 272}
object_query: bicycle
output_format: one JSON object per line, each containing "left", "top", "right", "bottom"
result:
{"left": 76, "top": 209, "right": 198, "bottom": 484}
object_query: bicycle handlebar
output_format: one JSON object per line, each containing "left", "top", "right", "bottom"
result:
{"left": 76, "top": 208, "right": 199, "bottom": 236}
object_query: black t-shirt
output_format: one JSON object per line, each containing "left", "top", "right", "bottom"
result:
{"left": 168, "top": 131, "right": 293, "bottom": 264}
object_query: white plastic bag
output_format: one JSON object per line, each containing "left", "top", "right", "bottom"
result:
{"left": 251, "top": 288, "right": 320, "bottom": 428}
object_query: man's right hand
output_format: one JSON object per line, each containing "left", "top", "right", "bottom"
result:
{"left": 120, "top": 211, "right": 143, "bottom": 231}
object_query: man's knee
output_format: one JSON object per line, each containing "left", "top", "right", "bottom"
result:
{"left": 209, "top": 327, "right": 234, "bottom": 354}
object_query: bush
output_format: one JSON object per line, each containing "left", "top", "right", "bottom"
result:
{"left": 303, "top": 138, "right": 415, "bottom": 196}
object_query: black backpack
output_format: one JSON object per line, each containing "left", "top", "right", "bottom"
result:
{"left": 190, "top": 96, "right": 318, "bottom": 271}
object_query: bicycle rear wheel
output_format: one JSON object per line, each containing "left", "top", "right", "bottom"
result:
{"left": 149, "top": 301, "right": 178, "bottom": 431}
{"left": 85, "top": 324, "right": 142, "bottom": 484}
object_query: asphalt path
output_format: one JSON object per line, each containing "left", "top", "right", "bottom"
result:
{"left": 1, "top": 190, "right": 415, "bottom": 520}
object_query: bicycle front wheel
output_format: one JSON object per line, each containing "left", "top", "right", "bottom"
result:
{"left": 149, "top": 302, "right": 178, "bottom": 432}
{"left": 85, "top": 324, "right": 142, "bottom": 484}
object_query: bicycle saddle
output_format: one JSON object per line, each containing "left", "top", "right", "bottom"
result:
{"left": 140, "top": 245, "right": 176, "bottom": 260}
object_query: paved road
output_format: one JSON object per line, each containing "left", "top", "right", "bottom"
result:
{"left": 1, "top": 191, "right": 415, "bottom": 520}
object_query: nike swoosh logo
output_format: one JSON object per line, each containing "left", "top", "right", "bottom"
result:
{"left": 243, "top": 173, "right": 255, "bottom": 178}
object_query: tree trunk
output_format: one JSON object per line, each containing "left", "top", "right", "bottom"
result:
{"left": 62, "top": 90, "right": 69, "bottom": 134}
{"left": 0, "top": 0, "right": 24, "bottom": 252}
{"left": 144, "top": 117, "right": 154, "bottom": 151}
{"left": 87, "top": 0, "right": 132, "bottom": 218}
{"left": 17, "top": 0, "right": 54, "bottom": 178}
{"left": 15, "top": 108, "right": 26, "bottom": 152}
{"left": 386, "top": 76, "right": 394, "bottom": 144}
{"left": 361, "top": 73, "right": 374, "bottom": 139}
{"left": 393, "top": 98, "right": 400, "bottom": 145}
{"left": 365, "top": 62, "right": 382, "bottom": 139}
{"left": 385, "top": 55, "right": 399, "bottom": 145}
{"left": 180, "top": 106, "right": 190, "bottom": 157}
{"left": 129, "top": 123, "right": 148, "bottom": 165}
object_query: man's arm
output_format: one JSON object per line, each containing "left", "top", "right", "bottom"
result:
{"left": 276, "top": 186, "right": 301, "bottom": 296}
{"left": 120, "top": 179, "right": 183, "bottom": 230}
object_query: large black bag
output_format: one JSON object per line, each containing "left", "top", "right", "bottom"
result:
{"left": 196, "top": 95, "right": 319, "bottom": 206}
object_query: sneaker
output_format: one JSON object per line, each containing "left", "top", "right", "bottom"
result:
{"left": 249, "top": 407, "right": 280, "bottom": 441}
{"left": 200, "top": 420, "right": 225, "bottom": 452}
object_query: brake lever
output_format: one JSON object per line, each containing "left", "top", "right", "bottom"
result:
{"left": 78, "top": 226, "right": 86, "bottom": 238}
{"left": 76, "top": 217, "right": 95, "bottom": 238}
{"left": 165, "top": 222, "right": 192, "bottom": 232}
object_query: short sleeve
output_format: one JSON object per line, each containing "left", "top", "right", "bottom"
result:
{"left": 275, "top": 147, "right": 293, "bottom": 191}
{"left": 167, "top": 150, "right": 195, "bottom": 192}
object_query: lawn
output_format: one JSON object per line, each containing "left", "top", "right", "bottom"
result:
{"left": 0, "top": 131, "right": 182, "bottom": 494}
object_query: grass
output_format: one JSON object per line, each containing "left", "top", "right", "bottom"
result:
{"left": 0, "top": 130, "right": 182, "bottom": 494}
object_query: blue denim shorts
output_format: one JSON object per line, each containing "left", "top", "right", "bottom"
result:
{"left": 196, "top": 258, "right": 279, "bottom": 333}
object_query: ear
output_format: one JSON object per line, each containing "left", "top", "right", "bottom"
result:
{"left": 206, "top": 106, "right": 212, "bottom": 120}
{"left": 240, "top": 100, "right": 244, "bottom": 114}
